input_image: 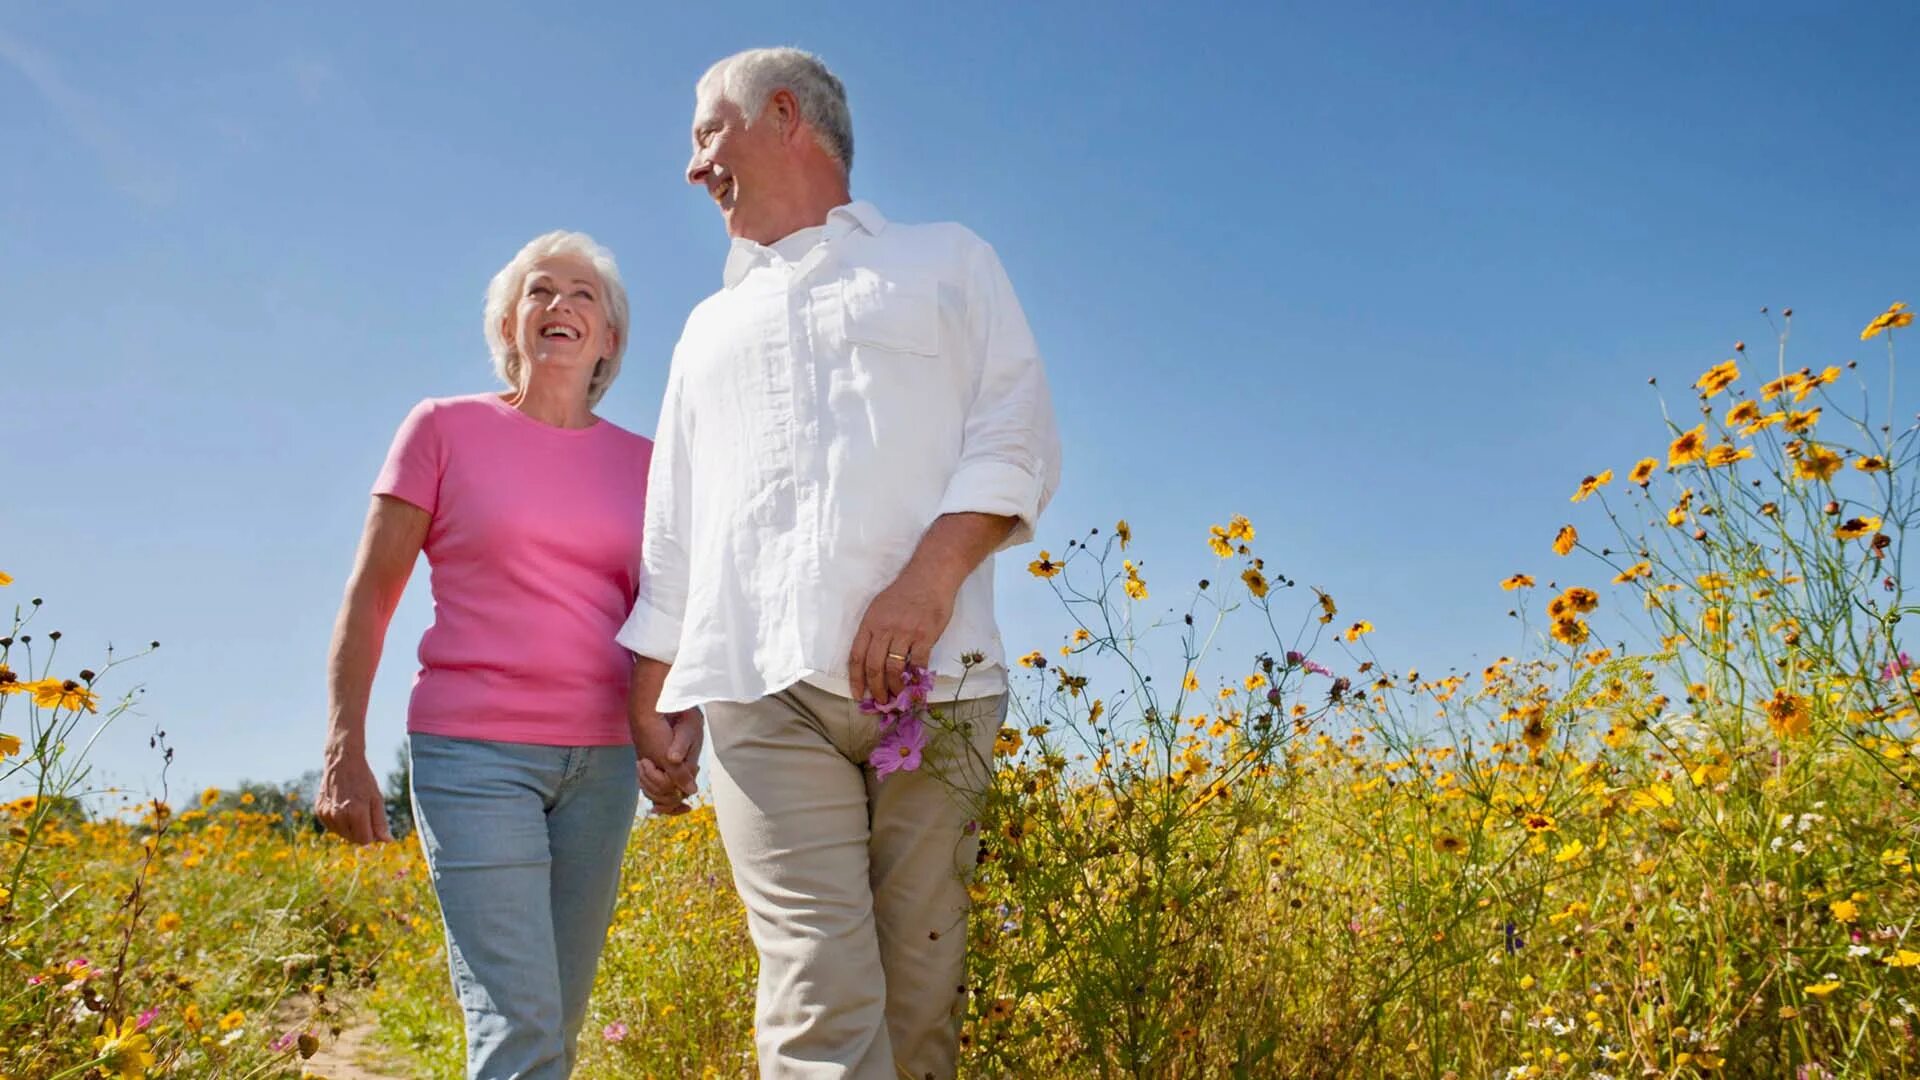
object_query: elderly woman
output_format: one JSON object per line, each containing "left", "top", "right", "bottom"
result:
{"left": 315, "top": 231, "right": 698, "bottom": 1079}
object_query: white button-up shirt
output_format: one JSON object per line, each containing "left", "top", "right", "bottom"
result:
{"left": 618, "top": 201, "right": 1062, "bottom": 713}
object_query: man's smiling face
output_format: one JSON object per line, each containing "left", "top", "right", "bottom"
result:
{"left": 687, "top": 96, "right": 789, "bottom": 243}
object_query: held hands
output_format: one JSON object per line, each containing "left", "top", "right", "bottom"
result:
{"left": 849, "top": 564, "right": 958, "bottom": 703}
{"left": 635, "top": 708, "right": 704, "bottom": 815}
{"left": 315, "top": 746, "right": 393, "bottom": 845}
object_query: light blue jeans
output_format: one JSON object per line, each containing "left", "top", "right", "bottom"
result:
{"left": 409, "top": 734, "right": 639, "bottom": 1080}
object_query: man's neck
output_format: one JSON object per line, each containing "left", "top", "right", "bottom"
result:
{"left": 747, "top": 174, "right": 853, "bottom": 246}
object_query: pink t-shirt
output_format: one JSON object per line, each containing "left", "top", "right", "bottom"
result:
{"left": 373, "top": 394, "right": 651, "bottom": 746}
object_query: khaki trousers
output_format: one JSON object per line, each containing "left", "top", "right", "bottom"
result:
{"left": 706, "top": 681, "right": 1002, "bottom": 1080}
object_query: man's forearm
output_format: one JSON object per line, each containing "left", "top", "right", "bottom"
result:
{"left": 902, "top": 512, "right": 1018, "bottom": 593}
{"left": 627, "top": 655, "right": 674, "bottom": 749}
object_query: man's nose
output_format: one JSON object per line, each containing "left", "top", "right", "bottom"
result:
{"left": 686, "top": 153, "right": 712, "bottom": 186}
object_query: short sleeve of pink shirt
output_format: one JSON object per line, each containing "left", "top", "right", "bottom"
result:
{"left": 373, "top": 394, "right": 652, "bottom": 746}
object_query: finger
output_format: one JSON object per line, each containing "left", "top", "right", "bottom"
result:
{"left": 862, "top": 632, "right": 892, "bottom": 705}
{"left": 638, "top": 759, "right": 679, "bottom": 804}
{"left": 848, "top": 625, "right": 873, "bottom": 701}
{"left": 341, "top": 801, "right": 372, "bottom": 846}
{"left": 667, "top": 714, "right": 700, "bottom": 765}
{"left": 667, "top": 760, "right": 699, "bottom": 797}
{"left": 651, "top": 800, "right": 691, "bottom": 817}
{"left": 371, "top": 795, "right": 394, "bottom": 844}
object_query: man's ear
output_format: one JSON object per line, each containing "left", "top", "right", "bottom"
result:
{"left": 768, "top": 87, "right": 803, "bottom": 143}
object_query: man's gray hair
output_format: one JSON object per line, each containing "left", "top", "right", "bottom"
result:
{"left": 697, "top": 47, "right": 853, "bottom": 172}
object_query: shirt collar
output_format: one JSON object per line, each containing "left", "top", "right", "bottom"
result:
{"left": 722, "top": 200, "right": 888, "bottom": 289}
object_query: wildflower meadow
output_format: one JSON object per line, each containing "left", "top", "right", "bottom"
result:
{"left": 5, "top": 301, "right": 1919, "bottom": 1078}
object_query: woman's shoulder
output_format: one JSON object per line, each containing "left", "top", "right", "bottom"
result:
{"left": 592, "top": 416, "right": 655, "bottom": 456}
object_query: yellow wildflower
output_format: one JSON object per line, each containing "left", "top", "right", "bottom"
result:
{"left": 1027, "top": 551, "right": 1062, "bottom": 579}
{"left": 1705, "top": 443, "right": 1752, "bottom": 468}
{"left": 1501, "top": 573, "right": 1535, "bottom": 591}
{"left": 1344, "top": 620, "right": 1373, "bottom": 643}
{"left": 1862, "top": 301, "right": 1912, "bottom": 341}
{"left": 1694, "top": 358, "right": 1740, "bottom": 397}
{"left": 1668, "top": 425, "right": 1706, "bottom": 468}
{"left": 1766, "top": 688, "right": 1811, "bottom": 739}
{"left": 1613, "top": 561, "right": 1650, "bottom": 584}
{"left": 1553, "top": 525, "right": 1578, "bottom": 556}
{"left": 1628, "top": 457, "right": 1657, "bottom": 486}
{"left": 1226, "top": 514, "right": 1254, "bottom": 542}
{"left": 1835, "top": 516, "right": 1881, "bottom": 541}
{"left": 1571, "top": 470, "right": 1613, "bottom": 502}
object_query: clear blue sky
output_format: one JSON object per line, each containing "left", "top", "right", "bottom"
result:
{"left": 4, "top": 2, "right": 1916, "bottom": 799}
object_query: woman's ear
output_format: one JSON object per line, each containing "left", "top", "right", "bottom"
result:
{"left": 500, "top": 312, "right": 517, "bottom": 351}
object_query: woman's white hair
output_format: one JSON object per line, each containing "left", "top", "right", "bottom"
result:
{"left": 697, "top": 47, "right": 853, "bottom": 172}
{"left": 483, "top": 231, "right": 630, "bottom": 409}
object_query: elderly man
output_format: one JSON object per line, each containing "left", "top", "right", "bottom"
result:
{"left": 618, "top": 46, "right": 1061, "bottom": 1080}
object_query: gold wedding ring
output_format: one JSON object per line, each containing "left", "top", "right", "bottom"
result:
{"left": 886, "top": 652, "right": 908, "bottom": 663}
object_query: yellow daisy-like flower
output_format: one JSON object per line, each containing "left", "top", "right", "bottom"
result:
{"left": 1226, "top": 514, "right": 1254, "bottom": 542}
{"left": 1243, "top": 673, "right": 1267, "bottom": 692}
{"left": 1432, "top": 833, "right": 1467, "bottom": 856}
{"left": 1628, "top": 458, "right": 1658, "bottom": 487}
{"left": 219, "top": 1010, "right": 247, "bottom": 1032}
{"left": 1016, "top": 650, "right": 1045, "bottom": 669}
{"left": 1855, "top": 455, "right": 1889, "bottom": 472}
{"left": 1793, "top": 444, "right": 1844, "bottom": 482}
{"left": 1559, "top": 586, "right": 1598, "bottom": 614}
{"left": 1314, "top": 590, "right": 1337, "bottom": 624}
{"left": 1501, "top": 573, "right": 1535, "bottom": 591}
{"left": 1182, "top": 670, "right": 1200, "bottom": 693}
{"left": 1521, "top": 714, "right": 1552, "bottom": 754}
{"left": 1694, "top": 358, "right": 1740, "bottom": 397}
{"left": 1613, "top": 561, "right": 1651, "bottom": 584}
{"left": 92, "top": 1016, "right": 156, "bottom": 1079}
{"left": 1553, "top": 838, "right": 1585, "bottom": 863}
{"left": 1705, "top": 444, "right": 1753, "bottom": 468}
{"left": 1121, "top": 560, "right": 1148, "bottom": 601}
{"left": 1114, "top": 520, "right": 1131, "bottom": 549}
{"left": 1726, "top": 400, "right": 1762, "bottom": 428}
{"left": 1344, "top": 620, "right": 1373, "bottom": 643}
{"left": 993, "top": 727, "right": 1023, "bottom": 756}
{"left": 0, "top": 732, "right": 21, "bottom": 758}
{"left": 1862, "top": 301, "right": 1912, "bottom": 341}
{"left": 155, "top": 911, "right": 184, "bottom": 933}
{"left": 1765, "top": 688, "right": 1811, "bottom": 739}
{"left": 1835, "top": 516, "right": 1882, "bottom": 541}
{"left": 1027, "top": 551, "right": 1062, "bottom": 579}
{"left": 1207, "top": 526, "right": 1233, "bottom": 558}
{"left": 1668, "top": 425, "right": 1706, "bottom": 468}
{"left": 1241, "top": 566, "right": 1269, "bottom": 598}
{"left": 1742, "top": 411, "right": 1787, "bottom": 435}
{"left": 1550, "top": 617, "right": 1589, "bottom": 647}
{"left": 1521, "top": 811, "right": 1557, "bottom": 833}
{"left": 27, "top": 679, "right": 98, "bottom": 713}
{"left": 1785, "top": 408, "right": 1822, "bottom": 434}
{"left": 1806, "top": 980, "right": 1841, "bottom": 997}
{"left": 1570, "top": 470, "right": 1613, "bottom": 502}
{"left": 1553, "top": 525, "right": 1578, "bottom": 557}
{"left": 0, "top": 570, "right": 11, "bottom": 586}
{"left": 1666, "top": 488, "right": 1693, "bottom": 527}
{"left": 1886, "top": 949, "right": 1920, "bottom": 969}
{"left": 1830, "top": 899, "right": 1860, "bottom": 923}
{"left": 1761, "top": 374, "right": 1804, "bottom": 402}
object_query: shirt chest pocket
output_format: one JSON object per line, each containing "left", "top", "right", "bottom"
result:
{"left": 835, "top": 269, "right": 940, "bottom": 357}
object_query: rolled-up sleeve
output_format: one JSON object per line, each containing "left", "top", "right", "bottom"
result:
{"left": 617, "top": 360, "right": 693, "bottom": 663}
{"left": 935, "top": 238, "right": 1063, "bottom": 548}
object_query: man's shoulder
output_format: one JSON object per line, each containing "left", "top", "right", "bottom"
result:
{"left": 873, "top": 217, "right": 993, "bottom": 262}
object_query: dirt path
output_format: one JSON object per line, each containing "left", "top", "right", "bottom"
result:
{"left": 270, "top": 995, "right": 411, "bottom": 1080}
{"left": 301, "top": 1016, "right": 407, "bottom": 1080}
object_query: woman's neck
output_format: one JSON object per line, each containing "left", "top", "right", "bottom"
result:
{"left": 510, "top": 370, "right": 596, "bottom": 429}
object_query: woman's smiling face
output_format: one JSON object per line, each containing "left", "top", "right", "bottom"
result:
{"left": 506, "top": 253, "right": 616, "bottom": 379}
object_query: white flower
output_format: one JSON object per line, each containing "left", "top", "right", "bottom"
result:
{"left": 1850, "top": 945, "right": 1873, "bottom": 958}
{"left": 1791, "top": 840, "right": 1809, "bottom": 855}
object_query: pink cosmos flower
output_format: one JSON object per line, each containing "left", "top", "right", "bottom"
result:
{"left": 602, "top": 1021, "right": 629, "bottom": 1043}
